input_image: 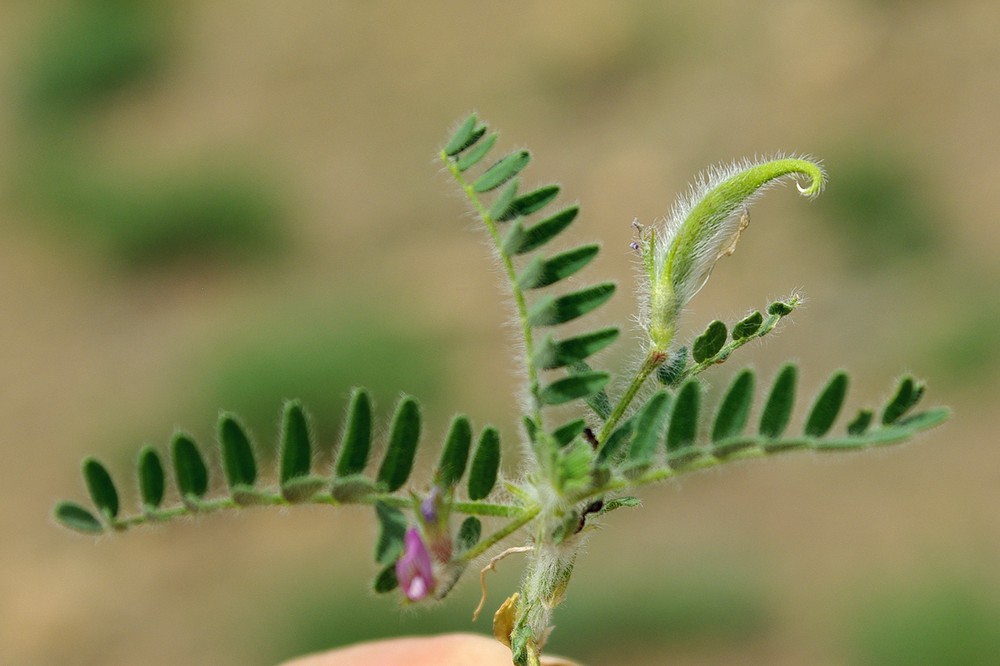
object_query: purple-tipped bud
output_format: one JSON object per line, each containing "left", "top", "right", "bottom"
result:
{"left": 419, "top": 487, "right": 440, "bottom": 525}
{"left": 396, "top": 527, "right": 435, "bottom": 601}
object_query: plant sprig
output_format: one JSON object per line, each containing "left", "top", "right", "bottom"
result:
{"left": 54, "top": 114, "right": 949, "bottom": 666}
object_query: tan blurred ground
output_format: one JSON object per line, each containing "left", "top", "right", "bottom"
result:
{"left": 2, "top": 2, "right": 999, "bottom": 665}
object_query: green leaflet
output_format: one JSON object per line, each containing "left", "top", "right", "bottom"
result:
{"left": 667, "top": 380, "right": 701, "bottom": 453}
{"left": 533, "top": 328, "right": 619, "bottom": 370}
{"left": 759, "top": 363, "right": 797, "bottom": 439}
{"left": 596, "top": 418, "right": 633, "bottom": 466}
{"left": 539, "top": 371, "right": 610, "bottom": 406}
{"left": 372, "top": 563, "right": 399, "bottom": 594}
{"left": 219, "top": 413, "right": 257, "bottom": 489}
{"left": 572, "top": 360, "right": 612, "bottom": 421}
{"left": 517, "top": 245, "right": 600, "bottom": 290}
{"left": 712, "top": 369, "right": 756, "bottom": 443}
{"left": 467, "top": 426, "right": 500, "bottom": 500}
{"left": 847, "top": 409, "right": 874, "bottom": 436}
{"left": 768, "top": 300, "right": 795, "bottom": 316}
{"left": 488, "top": 180, "right": 519, "bottom": 222}
{"left": 496, "top": 185, "right": 561, "bottom": 222}
{"left": 172, "top": 433, "right": 208, "bottom": 500}
{"left": 83, "top": 457, "right": 118, "bottom": 521}
{"left": 805, "top": 371, "right": 849, "bottom": 437}
{"left": 627, "top": 391, "right": 672, "bottom": 466}
{"left": 456, "top": 516, "right": 482, "bottom": 553}
{"left": 377, "top": 396, "right": 422, "bottom": 492}
{"left": 436, "top": 415, "right": 472, "bottom": 489}
{"left": 456, "top": 132, "right": 497, "bottom": 171}
{"left": 443, "top": 114, "right": 483, "bottom": 156}
{"left": 526, "top": 283, "right": 616, "bottom": 327}
{"left": 336, "top": 388, "right": 372, "bottom": 478}
{"left": 552, "top": 419, "right": 587, "bottom": 447}
{"left": 733, "top": 311, "right": 764, "bottom": 339}
{"left": 374, "top": 501, "right": 407, "bottom": 565}
{"left": 882, "top": 376, "right": 924, "bottom": 425}
{"left": 656, "top": 347, "right": 688, "bottom": 387}
{"left": 502, "top": 207, "right": 579, "bottom": 255}
{"left": 137, "top": 446, "right": 165, "bottom": 510}
{"left": 474, "top": 151, "right": 531, "bottom": 192}
{"left": 693, "top": 320, "right": 727, "bottom": 363}
{"left": 279, "top": 400, "right": 313, "bottom": 485}
{"left": 54, "top": 502, "right": 104, "bottom": 535}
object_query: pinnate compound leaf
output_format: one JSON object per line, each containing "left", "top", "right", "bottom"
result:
{"left": 488, "top": 180, "right": 519, "bottom": 222}
{"left": 444, "top": 114, "right": 483, "bottom": 156}
{"left": 473, "top": 151, "right": 530, "bottom": 192}
{"left": 759, "top": 364, "right": 797, "bottom": 439}
{"left": 502, "top": 207, "right": 579, "bottom": 255}
{"left": 533, "top": 327, "right": 619, "bottom": 370}
{"left": 882, "top": 376, "right": 924, "bottom": 425}
{"left": 517, "top": 245, "right": 599, "bottom": 290}
{"left": 54, "top": 501, "right": 104, "bottom": 534}
{"left": 377, "top": 396, "right": 422, "bottom": 492}
{"left": 280, "top": 400, "right": 313, "bottom": 485}
{"left": 627, "top": 391, "right": 671, "bottom": 465}
{"left": 526, "top": 282, "right": 616, "bottom": 327}
{"left": 693, "top": 320, "right": 727, "bottom": 363}
{"left": 137, "top": 446, "right": 165, "bottom": 509}
{"left": 539, "top": 371, "right": 610, "bottom": 406}
{"left": 468, "top": 426, "right": 501, "bottom": 500}
{"left": 456, "top": 132, "right": 497, "bottom": 171}
{"left": 172, "top": 433, "right": 209, "bottom": 500}
{"left": 218, "top": 413, "right": 257, "bottom": 490}
{"left": 712, "top": 369, "right": 756, "bottom": 442}
{"left": 733, "top": 311, "right": 764, "bottom": 339}
{"left": 496, "top": 185, "right": 561, "bottom": 221}
{"left": 83, "top": 457, "right": 118, "bottom": 520}
{"left": 667, "top": 380, "right": 701, "bottom": 453}
{"left": 374, "top": 501, "right": 407, "bottom": 565}
{"left": 805, "top": 371, "right": 849, "bottom": 437}
{"left": 336, "top": 388, "right": 372, "bottom": 478}
{"left": 436, "top": 415, "right": 472, "bottom": 489}
{"left": 456, "top": 516, "right": 482, "bottom": 553}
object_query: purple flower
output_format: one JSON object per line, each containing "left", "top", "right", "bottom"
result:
{"left": 396, "top": 526, "right": 435, "bottom": 601}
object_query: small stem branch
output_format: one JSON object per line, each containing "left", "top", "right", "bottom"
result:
{"left": 460, "top": 504, "right": 541, "bottom": 563}
{"left": 597, "top": 349, "right": 667, "bottom": 444}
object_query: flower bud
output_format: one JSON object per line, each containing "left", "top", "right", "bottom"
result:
{"left": 417, "top": 486, "right": 453, "bottom": 562}
{"left": 396, "top": 526, "right": 436, "bottom": 601}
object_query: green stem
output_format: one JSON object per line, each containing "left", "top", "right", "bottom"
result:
{"left": 440, "top": 151, "right": 543, "bottom": 433}
{"left": 596, "top": 349, "right": 667, "bottom": 445}
{"left": 459, "top": 504, "right": 541, "bottom": 562}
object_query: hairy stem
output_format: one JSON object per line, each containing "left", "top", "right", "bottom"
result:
{"left": 596, "top": 349, "right": 667, "bottom": 445}
{"left": 440, "top": 151, "right": 544, "bottom": 434}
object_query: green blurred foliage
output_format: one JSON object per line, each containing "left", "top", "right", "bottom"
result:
{"left": 196, "top": 306, "right": 448, "bottom": 458}
{"left": 846, "top": 575, "right": 1000, "bottom": 666}
{"left": 17, "top": 0, "right": 166, "bottom": 124}
{"left": 13, "top": 0, "right": 288, "bottom": 269}
{"left": 816, "top": 148, "right": 942, "bottom": 271}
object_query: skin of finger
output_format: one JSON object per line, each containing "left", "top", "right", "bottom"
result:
{"left": 277, "top": 633, "right": 583, "bottom": 666}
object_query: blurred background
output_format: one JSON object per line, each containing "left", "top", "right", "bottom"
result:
{"left": 2, "top": 1, "right": 999, "bottom": 664}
